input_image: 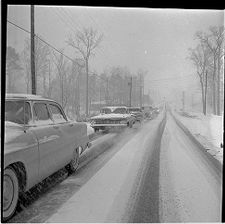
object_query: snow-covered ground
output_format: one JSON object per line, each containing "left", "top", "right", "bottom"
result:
{"left": 174, "top": 110, "right": 223, "bottom": 163}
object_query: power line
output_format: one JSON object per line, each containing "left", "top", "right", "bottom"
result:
{"left": 7, "top": 20, "right": 30, "bottom": 34}
{"left": 7, "top": 19, "right": 80, "bottom": 65}
{"left": 58, "top": 7, "right": 83, "bottom": 32}
{"left": 58, "top": 7, "right": 109, "bottom": 58}
{"left": 54, "top": 7, "right": 108, "bottom": 60}
{"left": 148, "top": 74, "right": 195, "bottom": 82}
{"left": 53, "top": 7, "right": 80, "bottom": 35}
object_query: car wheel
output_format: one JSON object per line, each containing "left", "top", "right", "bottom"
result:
{"left": 66, "top": 148, "right": 80, "bottom": 174}
{"left": 94, "top": 128, "right": 99, "bottom": 132}
{"left": 3, "top": 167, "right": 20, "bottom": 221}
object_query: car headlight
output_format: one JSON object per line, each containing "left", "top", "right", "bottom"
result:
{"left": 91, "top": 120, "right": 96, "bottom": 125}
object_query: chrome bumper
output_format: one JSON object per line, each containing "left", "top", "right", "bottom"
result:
{"left": 91, "top": 123, "right": 127, "bottom": 128}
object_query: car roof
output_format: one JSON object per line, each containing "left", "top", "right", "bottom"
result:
{"left": 5, "top": 93, "right": 55, "bottom": 102}
{"left": 128, "top": 107, "right": 141, "bottom": 109}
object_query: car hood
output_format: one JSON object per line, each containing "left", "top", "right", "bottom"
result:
{"left": 91, "top": 113, "right": 131, "bottom": 120}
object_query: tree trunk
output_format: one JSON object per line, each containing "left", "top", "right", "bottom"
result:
{"left": 204, "top": 71, "right": 208, "bottom": 115}
{"left": 212, "top": 57, "right": 217, "bottom": 115}
{"left": 200, "top": 80, "right": 205, "bottom": 115}
{"left": 47, "top": 61, "right": 52, "bottom": 98}
{"left": 43, "top": 76, "right": 47, "bottom": 97}
{"left": 85, "top": 58, "right": 89, "bottom": 117}
{"left": 216, "top": 52, "right": 221, "bottom": 115}
{"left": 61, "top": 76, "right": 64, "bottom": 108}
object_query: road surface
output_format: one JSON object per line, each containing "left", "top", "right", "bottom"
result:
{"left": 8, "top": 110, "right": 222, "bottom": 223}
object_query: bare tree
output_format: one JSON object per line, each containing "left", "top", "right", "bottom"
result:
{"left": 196, "top": 26, "right": 224, "bottom": 115}
{"left": 21, "top": 48, "right": 31, "bottom": 93}
{"left": 188, "top": 42, "right": 211, "bottom": 115}
{"left": 67, "top": 27, "right": 103, "bottom": 116}
{"left": 21, "top": 37, "right": 50, "bottom": 95}
{"left": 52, "top": 50, "right": 70, "bottom": 108}
{"left": 6, "top": 46, "right": 22, "bottom": 93}
{"left": 210, "top": 26, "right": 224, "bottom": 115}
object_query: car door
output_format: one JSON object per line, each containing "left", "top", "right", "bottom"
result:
{"left": 48, "top": 103, "right": 77, "bottom": 166}
{"left": 30, "top": 101, "right": 62, "bottom": 182}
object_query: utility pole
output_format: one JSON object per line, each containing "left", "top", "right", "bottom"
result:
{"left": 30, "top": 5, "right": 36, "bottom": 94}
{"left": 139, "top": 75, "right": 143, "bottom": 108}
{"left": 204, "top": 70, "right": 208, "bottom": 115}
{"left": 105, "top": 77, "right": 109, "bottom": 106}
{"left": 128, "top": 76, "right": 132, "bottom": 107}
{"left": 99, "top": 78, "right": 101, "bottom": 107}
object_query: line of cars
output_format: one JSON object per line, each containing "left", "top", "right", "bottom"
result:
{"left": 2, "top": 93, "right": 160, "bottom": 221}
{"left": 90, "top": 106, "right": 150, "bottom": 132}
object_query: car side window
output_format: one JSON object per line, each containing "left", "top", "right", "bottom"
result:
{"left": 48, "top": 104, "right": 67, "bottom": 123}
{"left": 33, "top": 102, "right": 53, "bottom": 125}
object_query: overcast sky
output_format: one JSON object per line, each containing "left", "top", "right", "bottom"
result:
{"left": 7, "top": 5, "right": 224, "bottom": 101}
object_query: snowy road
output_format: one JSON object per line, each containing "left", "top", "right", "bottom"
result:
{"left": 8, "top": 109, "right": 222, "bottom": 223}
{"left": 8, "top": 123, "right": 143, "bottom": 223}
{"left": 159, "top": 112, "right": 222, "bottom": 222}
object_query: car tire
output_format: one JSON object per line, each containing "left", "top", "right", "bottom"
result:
{"left": 94, "top": 128, "right": 99, "bottom": 132}
{"left": 3, "top": 167, "right": 20, "bottom": 221}
{"left": 66, "top": 148, "right": 80, "bottom": 174}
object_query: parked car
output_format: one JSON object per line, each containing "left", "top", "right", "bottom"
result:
{"left": 90, "top": 106, "right": 135, "bottom": 132}
{"left": 2, "top": 94, "right": 91, "bottom": 221}
{"left": 127, "top": 107, "right": 144, "bottom": 122}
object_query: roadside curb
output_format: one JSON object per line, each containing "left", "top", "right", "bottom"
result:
{"left": 170, "top": 111, "right": 222, "bottom": 175}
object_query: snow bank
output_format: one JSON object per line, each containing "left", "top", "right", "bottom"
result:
{"left": 209, "top": 115, "right": 223, "bottom": 148}
{"left": 84, "top": 122, "right": 95, "bottom": 136}
{"left": 175, "top": 110, "right": 223, "bottom": 164}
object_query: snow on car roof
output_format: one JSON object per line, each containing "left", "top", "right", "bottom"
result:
{"left": 128, "top": 107, "right": 141, "bottom": 109}
{"left": 6, "top": 93, "right": 54, "bottom": 101}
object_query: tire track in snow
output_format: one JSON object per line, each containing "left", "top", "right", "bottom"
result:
{"left": 128, "top": 111, "right": 167, "bottom": 223}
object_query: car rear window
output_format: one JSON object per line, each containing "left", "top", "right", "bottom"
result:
{"left": 5, "top": 100, "right": 31, "bottom": 125}
{"left": 100, "top": 108, "right": 112, "bottom": 114}
{"left": 113, "top": 108, "right": 127, "bottom": 114}
{"left": 129, "top": 108, "right": 140, "bottom": 112}
{"left": 48, "top": 104, "right": 67, "bottom": 123}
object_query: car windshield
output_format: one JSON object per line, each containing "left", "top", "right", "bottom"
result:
{"left": 113, "top": 108, "right": 127, "bottom": 114}
{"left": 5, "top": 100, "right": 31, "bottom": 125}
{"left": 100, "top": 108, "right": 112, "bottom": 114}
{"left": 129, "top": 108, "right": 140, "bottom": 112}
